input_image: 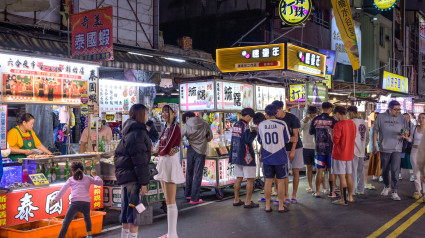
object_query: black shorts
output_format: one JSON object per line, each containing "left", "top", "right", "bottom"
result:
{"left": 303, "top": 149, "right": 315, "bottom": 165}
{"left": 263, "top": 164, "right": 288, "bottom": 179}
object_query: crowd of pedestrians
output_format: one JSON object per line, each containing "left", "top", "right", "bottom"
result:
{"left": 113, "top": 100, "right": 425, "bottom": 238}
{"left": 229, "top": 100, "right": 425, "bottom": 212}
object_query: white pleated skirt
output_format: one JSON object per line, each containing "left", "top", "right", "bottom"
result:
{"left": 154, "top": 153, "right": 185, "bottom": 184}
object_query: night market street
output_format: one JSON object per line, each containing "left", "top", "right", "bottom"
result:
{"left": 96, "top": 174, "right": 425, "bottom": 238}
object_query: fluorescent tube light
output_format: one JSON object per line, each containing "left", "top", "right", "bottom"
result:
{"left": 164, "top": 57, "right": 185, "bottom": 63}
{"left": 128, "top": 52, "right": 153, "bottom": 57}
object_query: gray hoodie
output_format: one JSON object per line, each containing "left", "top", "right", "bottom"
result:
{"left": 182, "top": 117, "right": 213, "bottom": 155}
{"left": 374, "top": 111, "right": 409, "bottom": 153}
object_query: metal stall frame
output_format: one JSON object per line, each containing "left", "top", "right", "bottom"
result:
{"left": 179, "top": 79, "right": 268, "bottom": 199}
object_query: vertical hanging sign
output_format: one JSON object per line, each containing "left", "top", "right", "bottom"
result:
{"left": 71, "top": 6, "right": 114, "bottom": 61}
{"left": 331, "top": 0, "right": 360, "bottom": 70}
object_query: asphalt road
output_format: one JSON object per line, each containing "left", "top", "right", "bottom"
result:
{"left": 96, "top": 172, "right": 425, "bottom": 238}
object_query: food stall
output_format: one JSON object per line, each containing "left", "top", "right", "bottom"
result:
{"left": 0, "top": 51, "right": 107, "bottom": 235}
{"left": 179, "top": 79, "right": 256, "bottom": 199}
{"left": 97, "top": 78, "right": 166, "bottom": 211}
{"left": 253, "top": 84, "right": 286, "bottom": 184}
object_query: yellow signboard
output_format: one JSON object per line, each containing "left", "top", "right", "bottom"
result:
{"left": 278, "top": 0, "right": 312, "bottom": 26}
{"left": 289, "top": 84, "right": 306, "bottom": 102}
{"left": 374, "top": 0, "right": 397, "bottom": 11}
{"left": 317, "top": 74, "right": 332, "bottom": 89}
{"left": 29, "top": 173, "right": 50, "bottom": 186}
{"left": 382, "top": 71, "right": 408, "bottom": 94}
{"left": 286, "top": 44, "right": 326, "bottom": 78}
{"left": 216, "top": 44, "right": 286, "bottom": 73}
{"left": 331, "top": 0, "right": 360, "bottom": 70}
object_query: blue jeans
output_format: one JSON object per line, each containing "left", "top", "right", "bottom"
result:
{"left": 184, "top": 146, "right": 206, "bottom": 202}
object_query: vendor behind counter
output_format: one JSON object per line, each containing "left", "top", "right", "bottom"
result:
{"left": 7, "top": 113, "right": 53, "bottom": 161}
{"left": 79, "top": 120, "right": 112, "bottom": 153}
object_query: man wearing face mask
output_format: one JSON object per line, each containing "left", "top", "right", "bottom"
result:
{"left": 373, "top": 100, "right": 409, "bottom": 201}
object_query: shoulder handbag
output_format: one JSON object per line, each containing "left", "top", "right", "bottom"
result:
{"left": 122, "top": 133, "right": 158, "bottom": 180}
{"left": 132, "top": 195, "right": 153, "bottom": 225}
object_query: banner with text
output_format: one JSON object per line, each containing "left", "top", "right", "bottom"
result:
{"left": 330, "top": 3, "right": 360, "bottom": 70}
{"left": 255, "top": 85, "right": 286, "bottom": 110}
{"left": 179, "top": 81, "right": 215, "bottom": 111}
{"left": 419, "top": 14, "right": 425, "bottom": 55}
{"left": 0, "top": 53, "right": 98, "bottom": 104}
{"left": 0, "top": 184, "right": 103, "bottom": 228}
{"left": 99, "top": 79, "right": 140, "bottom": 114}
{"left": 71, "top": 6, "right": 113, "bottom": 61}
{"left": 216, "top": 81, "right": 253, "bottom": 111}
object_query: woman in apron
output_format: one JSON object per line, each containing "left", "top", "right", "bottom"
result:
{"left": 154, "top": 103, "right": 184, "bottom": 238}
{"left": 7, "top": 113, "right": 53, "bottom": 161}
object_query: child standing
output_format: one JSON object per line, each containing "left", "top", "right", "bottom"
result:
{"left": 51, "top": 161, "right": 103, "bottom": 238}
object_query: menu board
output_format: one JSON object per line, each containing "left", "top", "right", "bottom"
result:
{"left": 0, "top": 105, "right": 6, "bottom": 150}
{"left": 216, "top": 81, "right": 253, "bottom": 111}
{"left": 256, "top": 85, "right": 286, "bottom": 110}
{"left": 0, "top": 53, "right": 97, "bottom": 104}
{"left": 99, "top": 79, "right": 139, "bottom": 114}
{"left": 414, "top": 104, "right": 425, "bottom": 114}
{"left": 289, "top": 84, "right": 306, "bottom": 102}
{"left": 179, "top": 81, "right": 215, "bottom": 111}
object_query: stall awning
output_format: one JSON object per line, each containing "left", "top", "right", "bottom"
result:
{"left": 102, "top": 51, "right": 218, "bottom": 76}
{"left": 0, "top": 32, "right": 219, "bottom": 76}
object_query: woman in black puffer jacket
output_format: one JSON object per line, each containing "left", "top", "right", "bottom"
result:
{"left": 114, "top": 104, "right": 151, "bottom": 237}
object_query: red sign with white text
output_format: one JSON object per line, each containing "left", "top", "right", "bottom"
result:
{"left": 0, "top": 184, "right": 103, "bottom": 228}
{"left": 71, "top": 6, "right": 113, "bottom": 61}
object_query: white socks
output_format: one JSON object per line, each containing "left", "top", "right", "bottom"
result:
{"left": 121, "top": 228, "right": 130, "bottom": 238}
{"left": 129, "top": 233, "right": 138, "bottom": 238}
{"left": 167, "top": 204, "right": 178, "bottom": 238}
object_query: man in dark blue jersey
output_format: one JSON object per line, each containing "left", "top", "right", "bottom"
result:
{"left": 309, "top": 102, "right": 338, "bottom": 198}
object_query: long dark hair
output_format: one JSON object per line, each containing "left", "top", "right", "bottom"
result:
{"left": 17, "top": 113, "right": 34, "bottom": 125}
{"left": 71, "top": 161, "right": 84, "bottom": 180}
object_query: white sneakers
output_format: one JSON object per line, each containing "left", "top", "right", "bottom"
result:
{"left": 379, "top": 176, "right": 383, "bottom": 182}
{"left": 381, "top": 187, "right": 402, "bottom": 201}
{"left": 410, "top": 175, "right": 415, "bottom": 182}
{"left": 381, "top": 187, "right": 390, "bottom": 196}
{"left": 391, "top": 192, "right": 401, "bottom": 201}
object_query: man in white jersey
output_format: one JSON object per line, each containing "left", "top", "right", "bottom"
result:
{"left": 348, "top": 106, "right": 370, "bottom": 195}
{"left": 258, "top": 104, "right": 290, "bottom": 213}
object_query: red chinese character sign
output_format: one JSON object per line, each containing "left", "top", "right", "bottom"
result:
{"left": 71, "top": 6, "right": 113, "bottom": 61}
{"left": 278, "top": 0, "right": 312, "bottom": 26}
{"left": 0, "top": 184, "right": 103, "bottom": 228}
